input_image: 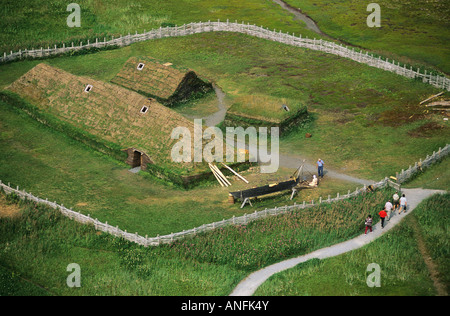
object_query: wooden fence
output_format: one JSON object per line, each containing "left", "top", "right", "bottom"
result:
{"left": 1, "top": 144, "right": 448, "bottom": 247}
{"left": 1, "top": 20, "right": 449, "bottom": 91}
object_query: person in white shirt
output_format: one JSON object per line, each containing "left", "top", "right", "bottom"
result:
{"left": 309, "top": 175, "right": 318, "bottom": 187}
{"left": 393, "top": 192, "right": 400, "bottom": 211}
{"left": 399, "top": 194, "right": 407, "bottom": 214}
{"left": 385, "top": 200, "right": 393, "bottom": 220}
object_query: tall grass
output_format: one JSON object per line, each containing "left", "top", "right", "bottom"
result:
{"left": 155, "top": 187, "right": 395, "bottom": 271}
{"left": 0, "top": 187, "right": 395, "bottom": 295}
{"left": 255, "top": 193, "right": 449, "bottom": 296}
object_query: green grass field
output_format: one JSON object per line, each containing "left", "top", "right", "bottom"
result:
{"left": 0, "top": 0, "right": 448, "bottom": 297}
{"left": 1, "top": 32, "right": 448, "bottom": 181}
{"left": 0, "top": 0, "right": 319, "bottom": 55}
{"left": 0, "top": 99, "right": 364, "bottom": 237}
{"left": 284, "top": 0, "right": 450, "bottom": 74}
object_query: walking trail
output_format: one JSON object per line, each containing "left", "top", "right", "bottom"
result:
{"left": 271, "top": 0, "right": 324, "bottom": 36}
{"left": 230, "top": 187, "right": 446, "bottom": 296}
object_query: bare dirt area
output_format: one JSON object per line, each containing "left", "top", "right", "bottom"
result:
{"left": 0, "top": 195, "right": 20, "bottom": 218}
{"left": 408, "top": 121, "right": 446, "bottom": 138}
{"left": 377, "top": 104, "right": 427, "bottom": 127}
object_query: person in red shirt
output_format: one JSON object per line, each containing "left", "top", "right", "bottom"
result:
{"left": 379, "top": 208, "right": 388, "bottom": 229}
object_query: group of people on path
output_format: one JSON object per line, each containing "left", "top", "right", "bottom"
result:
{"left": 311, "top": 159, "right": 409, "bottom": 236}
{"left": 364, "top": 191, "right": 407, "bottom": 235}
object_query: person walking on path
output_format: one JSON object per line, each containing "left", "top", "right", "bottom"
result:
{"left": 379, "top": 208, "right": 388, "bottom": 229}
{"left": 385, "top": 199, "right": 393, "bottom": 220}
{"left": 399, "top": 194, "right": 407, "bottom": 214}
{"left": 393, "top": 192, "right": 400, "bottom": 212}
{"left": 317, "top": 158, "right": 324, "bottom": 178}
{"left": 364, "top": 215, "right": 373, "bottom": 235}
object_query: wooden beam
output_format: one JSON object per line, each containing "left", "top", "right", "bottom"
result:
{"left": 429, "top": 108, "right": 450, "bottom": 111}
{"left": 420, "top": 92, "right": 444, "bottom": 105}
{"left": 220, "top": 163, "right": 249, "bottom": 183}
{"left": 209, "top": 164, "right": 225, "bottom": 187}
{"left": 425, "top": 101, "right": 450, "bottom": 107}
{"left": 210, "top": 163, "right": 231, "bottom": 186}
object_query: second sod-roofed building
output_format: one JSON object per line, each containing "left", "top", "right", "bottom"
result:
{"left": 111, "top": 56, "right": 213, "bottom": 106}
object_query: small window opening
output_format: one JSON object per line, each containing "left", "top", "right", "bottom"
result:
{"left": 140, "top": 106, "right": 149, "bottom": 114}
{"left": 84, "top": 84, "right": 93, "bottom": 93}
{"left": 137, "top": 63, "right": 145, "bottom": 70}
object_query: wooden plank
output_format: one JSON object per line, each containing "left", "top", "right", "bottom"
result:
{"left": 210, "top": 163, "right": 231, "bottom": 186}
{"left": 429, "top": 108, "right": 450, "bottom": 111}
{"left": 420, "top": 92, "right": 444, "bottom": 105}
{"left": 208, "top": 164, "right": 225, "bottom": 187}
{"left": 220, "top": 163, "right": 249, "bottom": 183}
{"left": 425, "top": 100, "right": 450, "bottom": 107}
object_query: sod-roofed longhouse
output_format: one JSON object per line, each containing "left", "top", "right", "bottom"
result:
{"left": 5, "top": 63, "right": 205, "bottom": 180}
{"left": 111, "top": 56, "right": 213, "bottom": 106}
{"left": 224, "top": 95, "right": 308, "bottom": 135}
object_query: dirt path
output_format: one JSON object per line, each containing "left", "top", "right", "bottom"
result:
{"left": 203, "top": 84, "right": 227, "bottom": 127}
{"left": 271, "top": 0, "right": 325, "bottom": 36}
{"left": 230, "top": 188, "right": 446, "bottom": 296}
{"left": 409, "top": 215, "right": 448, "bottom": 296}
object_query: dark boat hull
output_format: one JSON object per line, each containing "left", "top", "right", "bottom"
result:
{"left": 229, "top": 177, "right": 300, "bottom": 200}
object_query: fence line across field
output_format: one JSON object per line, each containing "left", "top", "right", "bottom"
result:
{"left": 1, "top": 144, "right": 448, "bottom": 247}
{"left": 1, "top": 20, "right": 449, "bottom": 91}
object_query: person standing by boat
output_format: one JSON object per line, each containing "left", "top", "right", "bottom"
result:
{"left": 317, "top": 158, "right": 324, "bottom": 178}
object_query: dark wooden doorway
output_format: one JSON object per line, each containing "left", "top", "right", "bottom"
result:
{"left": 131, "top": 150, "right": 142, "bottom": 168}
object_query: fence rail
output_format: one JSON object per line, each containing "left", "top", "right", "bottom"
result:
{"left": 1, "top": 144, "right": 448, "bottom": 247}
{"left": 1, "top": 20, "right": 449, "bottom": 91}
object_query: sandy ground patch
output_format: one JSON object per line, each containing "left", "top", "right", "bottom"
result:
{"left": 0, "top": 194, "right": 20, "bottom": 218}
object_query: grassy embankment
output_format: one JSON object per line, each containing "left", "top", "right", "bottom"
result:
{"left": 0, "top": 184, "right": 395, "bottom": 295}
{"left": 255, "top": 191, "right": 449, "bottom": 296}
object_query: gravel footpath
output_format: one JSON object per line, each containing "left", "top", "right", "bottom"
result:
{"left": 230, "top": 188, "right": 446, "bottom": 296}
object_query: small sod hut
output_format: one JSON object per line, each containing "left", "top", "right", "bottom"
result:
{"left": 224, "top": 95, "right": 308, "bottom": 135}
{"left": 111, "top": 56, "right": 213, "bottom": 106}
{"left": 6, "top": 63, "right": 209, "bottom": 182}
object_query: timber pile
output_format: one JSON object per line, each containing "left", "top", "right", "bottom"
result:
{"left": 419, "top": 92, "right": 450, "bottom": 111}
{"left": 208, "top": 163, "right": 248, "bottom": 187}
{"left": 425, "top": 100, "right": 450, "bottom": 111}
